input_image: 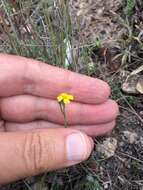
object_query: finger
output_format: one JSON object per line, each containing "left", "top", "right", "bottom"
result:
{"left": 0, "top": 120, "right": 5, "bottom": 132}
{"left": 1, "top": 96, "right": 119, "bottom": 124}
{"left": 5, "top": 120, "right": 116, "bottom": 137}
{"left": 0, "top": 129, "right": 93, "bottom": 184}
{"left": 0, "top": 54, "right": 110, "bottom": 104}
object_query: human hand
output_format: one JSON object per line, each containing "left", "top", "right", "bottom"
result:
{"left": 0, "top": 54, "right": 118, "bottom": 184}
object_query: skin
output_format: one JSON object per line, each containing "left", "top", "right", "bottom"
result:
{"left": 0, "top": 54, "right": 119, "bottom": 184}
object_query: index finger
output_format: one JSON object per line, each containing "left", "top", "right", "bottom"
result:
{"left": 0, "top": 54, "right": 110, "bottom": 104}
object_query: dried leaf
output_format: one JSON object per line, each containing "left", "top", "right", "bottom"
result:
{"left": 136, "top": 77, "right": 143, "bottom": 94}
{"left": 122, "top": 74, "right": 139, "bottom": 94}
{"left": 131, "top": 65, "right": 143, "bottom": 75}
{"left": 99, "top": 47, "right": 112, "bottom": 65}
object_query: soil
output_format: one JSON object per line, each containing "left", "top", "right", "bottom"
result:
{"left": 69, "top": 0, "right": 123, "bottom": 45}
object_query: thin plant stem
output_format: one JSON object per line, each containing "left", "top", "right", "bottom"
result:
{"left": 63, "top": 107, "right": 67, "bottom": 128}
{"left": 60, "top": 103, "right": 67, "bottom": 128}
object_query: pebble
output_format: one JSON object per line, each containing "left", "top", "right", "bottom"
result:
{"left": 122, "top": 131, "right": 138, "bottom": 144}
{"left": 96, "top": 137, "right": 117, "bottom": 158}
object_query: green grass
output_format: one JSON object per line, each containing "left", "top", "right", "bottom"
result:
{"left": 0, "top": 0, "right": 73, "bottom": 67}
{"left": 0, "top": 0, "right": 102, "bottom": 74}
{"left": 124, "top": 0, "right": 136, "bottom": 16}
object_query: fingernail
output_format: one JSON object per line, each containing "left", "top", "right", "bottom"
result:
{"left": 66, "top": 133, "right": 88, "bottom": 161}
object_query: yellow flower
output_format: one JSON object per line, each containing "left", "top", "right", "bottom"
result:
{"left": 57, "top": 93, "right": 74, "bottom": 104}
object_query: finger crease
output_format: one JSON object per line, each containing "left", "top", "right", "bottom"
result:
{"left": 22, "top": 61, "right": 36, "bottom": 94}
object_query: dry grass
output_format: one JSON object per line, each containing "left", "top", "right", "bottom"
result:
{"left": 0, "top": 0, "right": 143, "bottom": 189}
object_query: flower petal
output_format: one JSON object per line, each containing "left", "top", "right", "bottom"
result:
{"left": 63, "top": 99, "right": 70, "bottom": 104}
{"left": 57, "top": 96, "right": 63, "bottom": 102}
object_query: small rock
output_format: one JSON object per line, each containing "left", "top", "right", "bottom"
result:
{"left": 103, "top": 182, "right": 109, "bottom": 189}
{"left": 140, "top": 111, "right": 143, "bottom": 116}
{"left": 123, "top": 131, "right": 138, "bottom": 144}
{"left": 96, "top": 137, "right": 117, "bottom": 158}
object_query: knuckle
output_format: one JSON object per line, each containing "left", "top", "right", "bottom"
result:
{"left": 23, "top": 131, "right": 45, "bottom": 174}
{"left": 64, "top": 71, "right": 73, "bottom": 93}
{"left": 22, "top": 61, "right": 36, "bottom": 94}
{"left": 0, "top": 120, "right": 5, "bottom": 131}
{"left": 23, "top": 131, "right": 57, "bottom": 174}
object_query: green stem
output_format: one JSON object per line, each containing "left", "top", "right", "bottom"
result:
{"left": 60, "top": 103, "right": 67, "bottom": 128}
{"left": 63, "top": 108, "right": 67, "bottom": 128}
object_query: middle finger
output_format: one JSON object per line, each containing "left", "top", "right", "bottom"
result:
{"left": 0, "top": 95, "right": 119, "bottom": 125}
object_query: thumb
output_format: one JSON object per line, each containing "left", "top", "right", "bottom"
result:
{"left": 0, "top": 128, "right": 93, "bottom": 184}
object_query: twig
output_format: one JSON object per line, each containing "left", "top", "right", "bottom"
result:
{"left": 117, "top": 151, "right": 143, "bottom": 164}
{"left": 119, "top": 106, "right": 143, "bottom": 124}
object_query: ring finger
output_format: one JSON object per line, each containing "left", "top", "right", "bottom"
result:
{"left": 5, "top": 120, "right": 116, "bottom": 137}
